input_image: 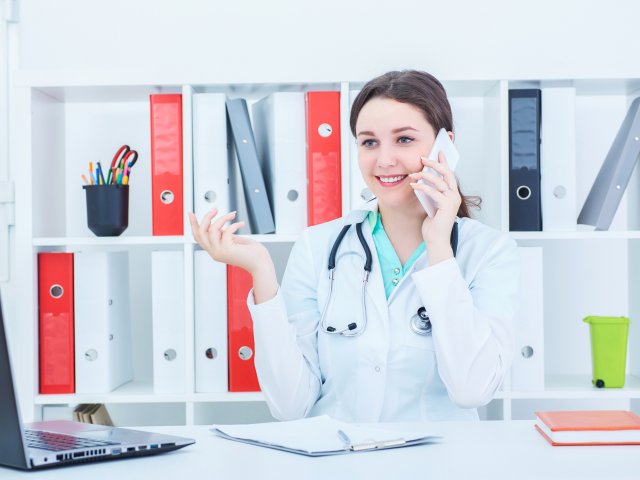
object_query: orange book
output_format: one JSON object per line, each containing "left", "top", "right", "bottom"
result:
{"left": 535, "top": 410, "right": 640, "bottom": 446}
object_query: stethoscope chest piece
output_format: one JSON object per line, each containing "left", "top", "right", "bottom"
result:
{"left": 410, "top": 306, "right": 432, "bottom": 335}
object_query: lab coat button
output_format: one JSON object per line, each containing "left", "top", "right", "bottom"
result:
{"left": 374, "top": 366, "right": 381, "bottom": 373}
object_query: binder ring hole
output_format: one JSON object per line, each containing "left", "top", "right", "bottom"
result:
{"left": 205, "top": 347, "right": 217, "bottom": 360}
{"left": 85, "top": 349, "right": 98, "bottom": 362}
{"left": 553, "top": 186, "right": 566, "bottom": 199}
{"left": 516, "top": 185, "right": 531, "bottom": 200}
{"left": 164, "top": 349, "right": 177, "bottom": 361}
{"left": 238, "top": 346, "right": 253, "bottom": 361}
{"left": 49, "top": 284, "right": 64, "bottom": 299}
{"left": 521, "top": 345, "right": 534, "bottom": 359}
{"left": 318, "top": 123, "right": 333, "bottom": 138}
{"left": 160, "top": 190, "right": 175, "bottom": 205}
{"left": 287, "top": 190, "right": 299, "bottom": 202}
{"left": 204, "top": 190, "right": 216, "bottom": 203}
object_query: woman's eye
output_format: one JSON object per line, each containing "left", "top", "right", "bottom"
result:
{"left": 398, "top": 136, "right": 414, "bottom": 144}
{"left": 361, "top": 139, "right": 377, "bottom": 148}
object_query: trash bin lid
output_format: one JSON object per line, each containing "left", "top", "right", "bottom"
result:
{"left": 583, "top": 316, "right": 630, "bottom": 325}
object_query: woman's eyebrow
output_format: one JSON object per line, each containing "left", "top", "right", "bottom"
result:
{"left": 357, "top": 126, "right": 418, "bottom": 137}
{"left": 356, "top": 130, "right": 375, "bottom": 137}
{"left": 391, "top": 126, "right": 418, "bottom": 134}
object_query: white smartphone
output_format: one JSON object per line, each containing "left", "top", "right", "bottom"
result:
{"left": 414, "top": 128, "right": 460, "bottom": 217}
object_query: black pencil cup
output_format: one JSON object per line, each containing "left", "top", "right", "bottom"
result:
{"left": 83, "top": 185, "right": 129, "bottom": 236}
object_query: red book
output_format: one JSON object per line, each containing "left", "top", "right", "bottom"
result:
{"left": 150, "top": 94, "right": 184, "bottom": 236}
{"left": 535, "top": 410, "right": 640, "bottom": 446}
{"left": 306, "top": 91, "right": 342, "bottom": 226}
{"left": 227, "top": 265, "right": 260, "bottom": 392}
{"left": 38, "top": 253, "right": 75, "bottom": 394}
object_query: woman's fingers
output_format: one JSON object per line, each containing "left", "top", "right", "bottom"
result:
{"left": 409, "top": 172, "right": 455, "bottom": 195}
{"left": 410, "top": 176, "right": 460, "bottom": 215}
{"left": 207, "top": 211, "right": 237, "bottom": 245}
{"left": 410, "top": 180, "right": 445, "bottom": 203}
{"left": 433, "top": 153, "right": 458, "bottom": 190}
{"left": 418, "top": 157, "right": 457, "bottom": 191}
{"left": 220, "top": 221, "right": 245, "bottom": 245}
{"left": 410, "top": 170, "right": 450, "bottom": 193}
{"left": 197, "top": 208, "right": 220, "bottom": 247}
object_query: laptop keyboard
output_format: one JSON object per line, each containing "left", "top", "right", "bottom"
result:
{"left": 25, "top": 429, "right": 117, "bottom": 452}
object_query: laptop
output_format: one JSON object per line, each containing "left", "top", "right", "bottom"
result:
{"left": 0, "top": 294, "right": 194, "bottom": 470}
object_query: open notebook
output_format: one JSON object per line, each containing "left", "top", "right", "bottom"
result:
{"left": 211, "top": 415, "right": 440, "bottom": 456}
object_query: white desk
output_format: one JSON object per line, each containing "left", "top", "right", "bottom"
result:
{"left": 3, "top": 421, "right": 638, "bottom": 479}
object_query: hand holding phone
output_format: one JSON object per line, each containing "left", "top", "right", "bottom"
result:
{"left": 414, "top": 128, "right": 460, "bottom": 217}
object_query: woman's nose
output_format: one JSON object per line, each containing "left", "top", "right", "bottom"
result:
{"left": 376, "top": 145, "right": 398, "bottom": 168}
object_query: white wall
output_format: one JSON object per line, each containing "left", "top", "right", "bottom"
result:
{"left": 16, "top": 0, "right": 640, "bottom": 82}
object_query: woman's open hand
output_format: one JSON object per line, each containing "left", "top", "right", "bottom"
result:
{"left": 189, "top": 208, "right": 273, "bottom": 276}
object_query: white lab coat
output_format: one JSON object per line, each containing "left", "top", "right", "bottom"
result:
{"left": 247, "top": 199, "right": 519, "bottom": 422}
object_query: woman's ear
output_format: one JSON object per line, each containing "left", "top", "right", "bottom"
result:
{"left": 447, "top": 131, "right": 455, "bottom": 143}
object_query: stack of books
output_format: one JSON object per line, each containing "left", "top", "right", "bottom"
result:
{"left": 535, "top": 410, "right": 640, "bottom": 446}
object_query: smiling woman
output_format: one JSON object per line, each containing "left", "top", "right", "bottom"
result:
{"left": 351, "top": 70, "right": 479, "bottom": 219}
{"left": 190, "top": 69, "right": 520, "bottom": 423}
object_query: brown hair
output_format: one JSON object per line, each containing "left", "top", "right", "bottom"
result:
{"left": 350, "top": 70, "right": 481, "bottom": 218}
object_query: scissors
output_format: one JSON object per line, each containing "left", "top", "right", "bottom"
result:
{"left": 121, "top": 150, "right": 138, "bottom": 185}
{"left": 107, "top": 145, "right": 130, "bottom": 184}
{"left": 107, "top": 145, "right": 139, "bottom": 185}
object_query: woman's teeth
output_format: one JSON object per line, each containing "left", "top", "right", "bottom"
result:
{"left": 379, "top": 175, "right": 406, "bottom": 184}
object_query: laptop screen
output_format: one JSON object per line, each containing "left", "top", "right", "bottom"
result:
{"left": 0, "top": 294, "right": 29, "bottom": 469}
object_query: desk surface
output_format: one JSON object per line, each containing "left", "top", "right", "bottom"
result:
{"left": 3, "top": 420, "right": 639, "bottom": 479}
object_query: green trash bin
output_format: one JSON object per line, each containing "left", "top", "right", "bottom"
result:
{"left": 582, "top": 316, "right": 630, "bottom": 388}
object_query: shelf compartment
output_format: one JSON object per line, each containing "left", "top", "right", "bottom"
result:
{"left": 508, "top": 375, "right": 640, "bottom": 399}
{"left": 35, "top": 380, "right": 267, "bottom": 405}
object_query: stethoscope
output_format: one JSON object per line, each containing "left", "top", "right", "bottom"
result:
{"left": 320, "top": 218, "right": 459, "bottom": 337}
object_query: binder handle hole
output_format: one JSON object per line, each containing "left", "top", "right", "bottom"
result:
{"left": 238, "top": 346, "right": 253, "bottom": 361}
{"left": 49, "top": 284, "right": 64, "bottom": 299}
{"left": 318, "top": 123, "right": 333, "bottom": 138}
{"left": 85, "top": 349, "right": 98, "bottom": 362}
{"left": 516, "top": 185, "right": 532, "bottom": 200}
{"left": 521, "top": 345, "right": 534, "bottom": 359}
{"left": 204, "top": 190, "right": 216, "bottom": 203}
{"left": 164, "top": 349, "right": 177, "bottom": 361}
{"left": 205, "top": 347, "right": 217, "bottom": 360}
{"left": 553, "top": 186, "right": 566, "bottom": 199}
{"left": 160, "top": 190, "right": 175, "bottom": 205}
{"left": 287, "top": 190, "right": 299, "bottom": 202}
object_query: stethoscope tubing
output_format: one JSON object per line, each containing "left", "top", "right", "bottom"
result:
{"left": 321, "top": 217, "right": 458, "bottom": 337}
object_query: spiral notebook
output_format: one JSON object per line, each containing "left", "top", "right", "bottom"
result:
{"left": 211, "top": 415, "right": 440, "bottom": 456}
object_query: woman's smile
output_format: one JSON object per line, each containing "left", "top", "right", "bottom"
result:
{"left": 376, "top": 174, "right": 409, "bottom": 187}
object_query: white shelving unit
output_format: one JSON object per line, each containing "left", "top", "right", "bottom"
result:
{"left": 10, "top": 72, "right": 640, "bottom": 425}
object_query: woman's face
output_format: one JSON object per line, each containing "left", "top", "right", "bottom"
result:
{"left": 355, "top": 97, "right": 437, "bottom": 210}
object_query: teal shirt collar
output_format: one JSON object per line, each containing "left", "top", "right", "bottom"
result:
{"left": 367, "top": 210, "right": 426, "bottom": 299}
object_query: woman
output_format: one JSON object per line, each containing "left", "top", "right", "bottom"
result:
{"left": 189, "top": 70, "right": 519, "bottom": 422}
